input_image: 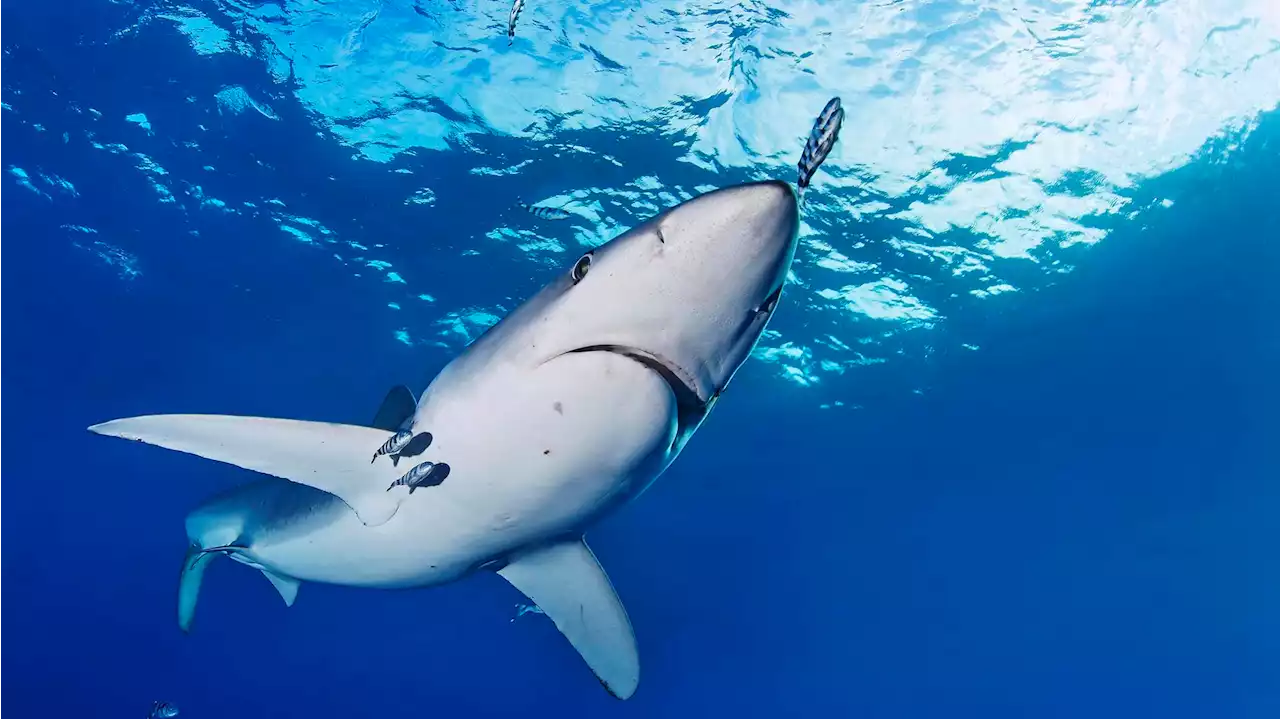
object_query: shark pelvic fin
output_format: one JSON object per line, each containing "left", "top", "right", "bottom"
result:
{"left": 261, "top": 568, "right": 300, "bottom": 606}
{"left": 88, "top": 415, "right": 405, "bottom": 527}
{"left": 497, "top": 537, "right": 640, "bottom": 700}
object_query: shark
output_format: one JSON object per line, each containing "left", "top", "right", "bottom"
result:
{"left": 88, "top": 179, "right": 801, "bottom": 700}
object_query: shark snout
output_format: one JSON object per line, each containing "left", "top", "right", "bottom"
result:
{"left": 726, "top": 179, "right": 799, "bottom": 229}
{"left": 746, "top": 178, "right": 799, "bottom": 205}
{"left": 697, "top": 178, "right": 799, "bottom": 283}
{"left": 681, "top": 179, "right": 799, "bottom": 263}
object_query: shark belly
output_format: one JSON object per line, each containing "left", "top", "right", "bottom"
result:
{"left": 237, "top": 513, "right": 475, "bottom": 588}
{"left": 395, "top": 349, "right": 680, "bottom": 579}
{"left": 234, "top": 350, "right": 680, "bottom": 589}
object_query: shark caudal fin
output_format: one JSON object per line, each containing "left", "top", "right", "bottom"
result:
{"left": 178, "top": 546, "right": 301, "bottom": 632}
{"left": 178, "top": 546, "right": 218, "bottom": 633}
{"left": 89, "top": 415, "right": 405, "bottom": 526}
{"left": 178, "top": 544, "right": 246, "bottom": 632}
{"left": 498, "top": 538, "right": 640, "bottom": 700}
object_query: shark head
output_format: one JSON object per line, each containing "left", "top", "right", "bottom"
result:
{"left": 453, "top": 180, "right": 801, "bottom": 417}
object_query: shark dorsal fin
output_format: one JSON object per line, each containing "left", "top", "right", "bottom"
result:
{"left": 371, "top": 385, "right": 417, "bottom": 431}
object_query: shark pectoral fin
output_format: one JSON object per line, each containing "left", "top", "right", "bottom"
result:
{"left": 178, "top": 546, "right": 217, "bottom": 634}
{"left": 497, "top": 538, "right": 640, "bottom": 700}
{"left": 371, "top": 385, "right": 417, "bottom": 432}
{"left": 260, "top": 568, "right": 300, "bottom": 607}
{"left": 88, "top": 415, "right": 402, "bottom": 527}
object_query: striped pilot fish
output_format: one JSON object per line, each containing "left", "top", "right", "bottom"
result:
{"left": 508, "top": 0, "right": 526, "bottom": 44}
{"left": 387, "top": 460, "right": 452, "bottom": 494}
{"left": 370, "top": 429, "right": 413, "bottom": 464}
{"left": 797, "top": 96, "right": 844, "bottom": 190}
{"left": 520, "top": 200, "right": 571, "bottom": 220}
{"left": 371, "top": 430, "right": 434, "bottom": 467}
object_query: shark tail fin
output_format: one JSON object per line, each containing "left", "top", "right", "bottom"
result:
{"left": 178, "top": 545, "right": 226, "bottom": 633}
{"left": 179, "top": 545, "right": 300, "bottom": 631}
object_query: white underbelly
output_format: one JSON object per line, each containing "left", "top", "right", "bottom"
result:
{"left": 246, "top": 506, "right": 477, "bottom": 588}
{"left": 251, "top": 350, "right": 679, "bottom": 588}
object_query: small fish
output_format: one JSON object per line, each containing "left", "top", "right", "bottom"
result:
{"left": 391, "top": 431, "right": 433, "bottom": 467}
{"left": 371, "top": 429, "right": 413, "bottom": 464}
{"left": 797, "top": 96, "right": 844, "bottom": 191}
{"left": 520, "top": 201, "right": 571, "bottom": 220}
{"left": 149, "top": 701, "right": 179, "bottom": 719}
{"left": 507, "top": 0, "right": 526, "bottom": 45}
{"left": 510, "top": 603, "right": 546, "bottom": 622}
{"left": 388, "top": 461, "right": 452, "bottom": 493}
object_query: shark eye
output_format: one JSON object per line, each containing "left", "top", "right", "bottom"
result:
{"left": 756, "top": 285, "right": 783, "bottom": 315}
{"left": 571, "top": 253, "right": 593, "bottom": 284}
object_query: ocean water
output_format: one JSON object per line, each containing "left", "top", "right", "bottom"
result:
{"left": 3, "top": 0, "right": 1278, "bottom": 716}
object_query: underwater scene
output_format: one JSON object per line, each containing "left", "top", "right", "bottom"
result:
{"left": 3, "top": 0, "right": 1278, "bottom": 716}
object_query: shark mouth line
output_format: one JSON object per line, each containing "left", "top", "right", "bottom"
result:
{"left": 566, "top": 344, "right": 709, "bottom": 412}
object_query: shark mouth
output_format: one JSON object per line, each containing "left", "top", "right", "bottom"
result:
{"left": 566, "top": 344, "right": 709, "bottom": 413}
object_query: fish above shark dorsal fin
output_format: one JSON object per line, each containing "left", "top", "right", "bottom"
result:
{"left": 260, "top": 568, "right": 300, "bottom": 606}
{"left": 497, "top": 538, "right": 640, "bottom": 700}
{"left": 88, "top": 415, "right": 404, "bottom": 527}
{"left": 371, "top": 385, "right": 417, "bottom": 432}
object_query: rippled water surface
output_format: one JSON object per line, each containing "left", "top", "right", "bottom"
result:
{"left": 9, "top": 0, "right": 1275, "bottom": 399}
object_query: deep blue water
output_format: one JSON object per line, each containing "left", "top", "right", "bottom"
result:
{"left": 4, "top": 1, "right": 1279, "bottom": 716}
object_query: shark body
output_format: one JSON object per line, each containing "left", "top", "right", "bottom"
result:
{"left": 90, "top": 179, "right": 801, "bottom": 699}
